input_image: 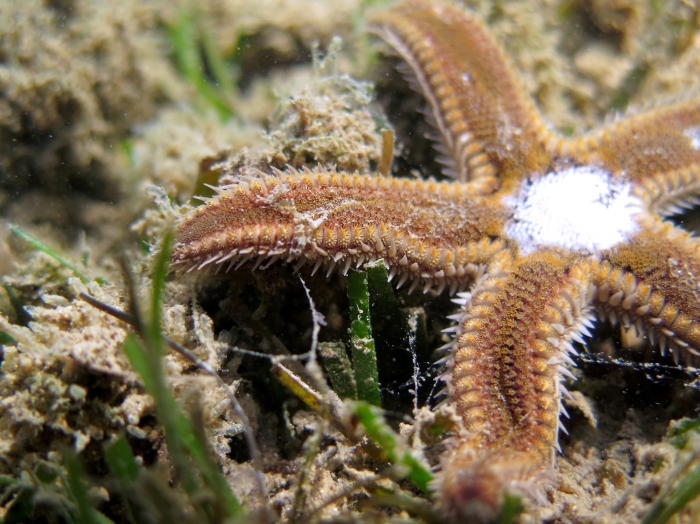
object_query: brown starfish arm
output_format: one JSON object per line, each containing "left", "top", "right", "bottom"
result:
{"left": 172, "top": 171, "right": 509, "bottom": 294}
{"left": 434, "top": 251, "right": 595, "bottom": 521}
{"left": 369, "top": 0, "right": 552, "bottom": 190}
{"left": 577, "top": 99, "right": 700, "bottom": 216}
{"left": 594, "top": 217, "right": 700, "bottom": 363}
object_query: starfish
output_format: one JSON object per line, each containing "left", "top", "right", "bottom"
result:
{"left": 171, "top": 0, "right": 700, "bottom": 520}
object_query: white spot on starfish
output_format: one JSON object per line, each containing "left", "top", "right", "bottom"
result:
{"left": 504, "top": 166, "right": 642, "bottom": 255}
{"left": 683, "top": 127, "right": 700, "bottom": 149}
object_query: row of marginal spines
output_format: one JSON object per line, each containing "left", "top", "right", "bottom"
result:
{"left": 173, "top": 210, "right": 503, "bottom": 292}
{"left": 203, "top": 168, "right": 479, "bottom": 200}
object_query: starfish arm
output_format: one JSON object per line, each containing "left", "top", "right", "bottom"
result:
{"left": 594, "top": 217, "right": 700, "bottom": 363}
{"left": 369, "top": 0, "right": 553, "bottom": 190}
{"left": 434, "top": 251, "right": 595, "bottom": 521}
{"left": 578, "top": 99, "right": 700, "bottom": 216}
{"left": 172, "top": 171, "right": 509, "bottom": 294}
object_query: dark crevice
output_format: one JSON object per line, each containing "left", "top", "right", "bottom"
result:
{"left": 234, "top": 29, "right": 313, "bottom": 93}
{"left": 373, "top": 55, "right": 444, "bottom": 181}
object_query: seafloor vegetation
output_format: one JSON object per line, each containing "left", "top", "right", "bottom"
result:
{"left": 2, "top": 0, "right": 700, "bottom": 523}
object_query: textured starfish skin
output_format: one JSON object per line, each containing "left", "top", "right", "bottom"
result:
{"left": 173, "top": 173, "right": 509, "bottom": 294}
{"left": 172, "top": 0, "right": 700, "bottom": 520}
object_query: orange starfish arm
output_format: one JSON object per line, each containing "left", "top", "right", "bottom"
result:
{"left": 172, "top": 171, "right": 509, "bottom": 294}
{"left": 579, "top": 100, "right": 700, "bottom": 216}
{"left": 594, "top": 218, "right": 700, "bottom": 362}
{"left": 435, "top": 251, "right": 595, "bottom": 521}
{"left": 369, "top": 0, "right": 552, "bottom": 190}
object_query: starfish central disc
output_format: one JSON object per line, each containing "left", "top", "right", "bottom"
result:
{"left": 504, "top": 166, "right": 642, "bottom": 254}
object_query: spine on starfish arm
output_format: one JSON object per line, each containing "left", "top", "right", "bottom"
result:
{"left": 171, "top": 168, "right": 509, "bottom": 294}
{"left": 433, "top": 250, "right": 596, "bottom": 522}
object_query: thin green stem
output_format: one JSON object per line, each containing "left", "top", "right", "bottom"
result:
{"left": 347, "top": 269, "right": 381, "bottom": 406}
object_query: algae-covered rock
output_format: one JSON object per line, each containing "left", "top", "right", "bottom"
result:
{"left": 0, "top": 0, "right": 184, "bottom": 199}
